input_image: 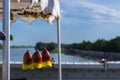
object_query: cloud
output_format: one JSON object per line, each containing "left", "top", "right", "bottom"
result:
{"left": 61, "top": 0, "right": 120, "bottom": 24}
{"left": 78, "top": 1, "right": 120, "bottom": 17}
{"left": 78, "top": 1, "right": 120, "bottom": 23}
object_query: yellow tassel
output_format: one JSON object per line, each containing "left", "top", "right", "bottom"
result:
{"left": 22, "top": 64, "right": 33, "bottom": 70}
{"left": 42, "top": 61, "right": 52, "bottom": 67}
{"left": 31, "top": 63, "right": 43, "bottom": 69}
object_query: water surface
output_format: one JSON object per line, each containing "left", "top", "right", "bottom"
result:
{"left": 0, "top": 48, "right": 94, "bottom": 62}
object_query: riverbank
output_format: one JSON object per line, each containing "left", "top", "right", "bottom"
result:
{"left": 66, "top": 49, "right": 120, "bottom": 62}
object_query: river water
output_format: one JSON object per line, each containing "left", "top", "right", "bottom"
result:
{"left": 0, "top": 48, "right": 95, "bottom": 62}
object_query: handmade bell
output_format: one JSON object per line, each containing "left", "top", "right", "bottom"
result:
{"left": 22, "top": 50, "right": 33, "bottom": 70}
{"left": 42, "top": 48, "right": 52, "bottom": 67}
{"left": 32, "top": 49, "right": 42, "bottom": 69}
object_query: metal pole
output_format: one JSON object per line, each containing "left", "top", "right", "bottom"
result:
{"left": 2, "top": 0, "right": 10, "bottom": 80}
{"left": 57, "top": 18, "right": 62, "bottom": 80}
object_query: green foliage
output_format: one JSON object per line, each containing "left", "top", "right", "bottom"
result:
{"left": 10, "top": 13, "right": 14, "bottom": 21}
{"left": 10, "top": 34, "right": 13, "bottom": 41}
{"left": 35, "top": 42, "right": 46, "bottom": 51}
{"left": 35, "top": 36, "right": 120, "bottom": 53}
{"left": 35, "top": 42, "right": 57, "bottom": 52}
{"left": 46, "top": 42, "right": 57, "bottom": 51}
{"left": 52, "top": 48, "right": 65, "bottom": 53}
{"left": 80, "top": 40, "right": 92, "bottom": 50}
{"left": 92, "top": 39, "right": 107, "bottom": 51}
{"left": 11, "top": 45, "right": 34, "bottom": 48}
{"left": 35, "top": 42, "right": 69, "bottom": 52}
{"left": 108, "top": 37, "right": 120, "bottom": 52}
{"left": 66, "top": 36, "right": 120, "bottom": 53}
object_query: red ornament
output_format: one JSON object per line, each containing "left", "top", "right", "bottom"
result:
{"left": 22, "top": 50, "right": 32, "bottom": 70}
{"left": 32, "top": 49, "right": 42, "bottom": 69}
{"left": 42, "top": 48, "right": 52, "bottom": 67}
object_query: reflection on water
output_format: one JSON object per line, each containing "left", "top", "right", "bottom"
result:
{"left": 0, "top": 48, "right": 94, "bottom": 62}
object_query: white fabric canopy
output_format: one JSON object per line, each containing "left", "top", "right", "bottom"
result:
{"left": 0, "top": 0, "right": 60, "bottom": 24}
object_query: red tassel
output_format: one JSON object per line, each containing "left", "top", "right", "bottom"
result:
{"left": 32, "top": 49, "right": 43, "bottom": 69}
{"left": 22, "top": 50, "right": 33, "bottom": 70}
{"left": 42, "top": 48, "right": 52, "bottom": 67}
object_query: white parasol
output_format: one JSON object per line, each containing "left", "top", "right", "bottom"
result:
{"left": 0, "top": 0, "right": 62, "bottom": 80}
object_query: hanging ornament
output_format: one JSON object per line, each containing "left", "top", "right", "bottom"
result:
{"left": 0, "top": 31, "right": 6, "bottom": 40}
{"left": 32, "top": 49, "right": 43, "bottom": 69}
{"left": 42, "top": 48, "right": 52, "bottom": 67}
{"left": 22, "top": 50, "right": 33, "bottom": 70}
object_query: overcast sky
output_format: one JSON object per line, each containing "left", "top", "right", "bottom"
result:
{"left": 1, "top": 0, "right": 120, "bottom": 46}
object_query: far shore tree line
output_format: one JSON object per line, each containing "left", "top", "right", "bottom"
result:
{"left": 34, "top": 36, "right": 120, "bottom": 53}
{"left": 0, "top": 45, "right": 34, "bottom": 49}
{"left": 66, "top": 36, "right": 120, "bottom": 53}
{"left": 0, "top": 36, "right": 120, "bottom": 53}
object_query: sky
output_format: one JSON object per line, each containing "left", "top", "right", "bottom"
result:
{"left": 1, "top": 0, "right": 120, "bottom": 46}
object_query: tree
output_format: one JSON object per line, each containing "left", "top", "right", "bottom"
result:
{"left": 47, "top": 42, "right": 56, "bottom": 52}
{"left": 92, "top": 39, "right": 107, "bottom": 51}
{"left": 108, "top": 37, "right": 120, "bottom": 52}
{"left": 35, "top": 42, "right": 57, "bottom": 52}
{"left": 35, "top": 42, "right": 46, "bottom": 51}
{"left": 80, "top": 40, "right": 92, "bottom": 50}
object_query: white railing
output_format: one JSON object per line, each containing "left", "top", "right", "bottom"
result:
{"left": 0, "top": 61, "right": 120, "bottom": 65}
